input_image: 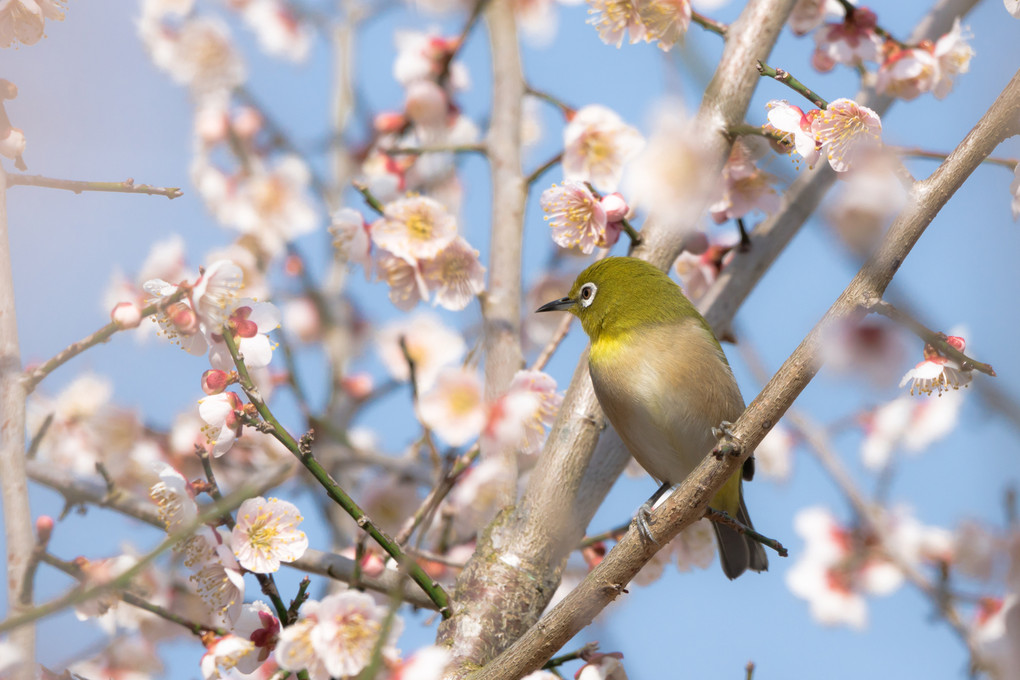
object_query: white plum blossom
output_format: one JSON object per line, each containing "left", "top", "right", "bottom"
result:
{"left": 311, "top": 591, "right": 402, "bottom": 678}
{"left": 420, "top": 236, "right": 487, "bottom": 311}
{"left": 586, "top": 0, "right": 645, "bottom": 47}
{"left": 229, "top": 156, "right": 320, "bottom": 257}
{"left": 237, "top": 0, "right": 312, "bottom": 62}
{"left": 391, "top": 645, "right": 451, "bottom": 680}
{"left": 754, "top": 423, "right": 795, "bottom": 481}
{"left": 376, "top": 313, "right": 466, "bottom": 391}
{"left": 232, "top": 496, "right": 309, "bottom": 573}
{"left": 860, "top": 391, "right": 964, "bottom": 470}
{"left": 140, "top": 15, "right": 245, "bottom": 96}
{"left": 275, "top": 607, "right": 330, "bottom": 680}
{"left": 200, "top": 635, "right": 258, "bottom": 680}
{"left": 377, "top": 250, "right": 428, "bottom": 311}
{"left": 372, "top": 195, "right": 458, "bottom": 262}
{"left": 562, "top": 105, "right": 644, "bottom": 193}
{"left": 541, "top": 181, "right": 609, "bottom": 254}
{"left": 484, "top": 370, "right": 562, "bottom": 455}
{"left": 811, "top": 98, "right": 883, "bottom": 173}
{"left": 899, "top": 335, "right": 972, "bottom": 396}
{"left": 0, "top": 0, "right": 66, "bottom": 48}
{"left": 208, "top": 299, "right": 281, "bottom": 371}
{"left": 624, "top": 106, "right": 714, "bottom": 228}
{"left": 330, "top": 207, "right": 373, "bottom": 276}
{"left": 198, "top": 391, "right": 244, "bottom": 456}
{"left": 786, "top": 506, "right": 903, "bottom": 629}
{"left": 766, "top": 99, "right": 822, "bottom": 168}
{"left": 634, "top": 0, "right": 692, "bottom": 50}
{"left": 190, "top": 528, "right": 246, "bottom": 625}
{"left": 419, "top": 367, "right": 487, "bottom": 446}
{"left": 932, "top": 18, "right": 974, "bottom": 99}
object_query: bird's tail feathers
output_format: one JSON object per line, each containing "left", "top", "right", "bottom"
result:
{"left": 713, "top": 492, "right": 769, "bottom": 580}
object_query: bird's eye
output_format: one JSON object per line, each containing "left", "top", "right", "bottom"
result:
{"left": 578, "top": 282, "right": 597, "bottom": 308}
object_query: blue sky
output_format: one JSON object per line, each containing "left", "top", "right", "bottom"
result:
{"left": 3, "top": 0, "right": 1020, "bottom": 678}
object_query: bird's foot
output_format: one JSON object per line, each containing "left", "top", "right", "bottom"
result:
{"left": 711, "top": 420, "right": 742, "bottom": 460}
{"left": 634, "top": 482, "right": 674, "bottom": 545}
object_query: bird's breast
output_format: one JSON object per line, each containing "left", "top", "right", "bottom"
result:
{"left": 588, "top": 321, "right": 744, "bottom": 485}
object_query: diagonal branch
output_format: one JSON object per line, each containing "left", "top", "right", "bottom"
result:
{"left": 473, "top": 65, "right": 1020, "bottom": 680}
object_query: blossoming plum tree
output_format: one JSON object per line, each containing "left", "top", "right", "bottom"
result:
{"left": 1, "top": 0, "right": 1019, "bottom": 679}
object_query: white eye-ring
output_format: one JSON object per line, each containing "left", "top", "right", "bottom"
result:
{"left": 578, "top": 282, "right": 597, "bottom": 308}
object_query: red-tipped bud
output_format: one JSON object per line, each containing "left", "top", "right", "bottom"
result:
{"left": 202, "top": 369, "right": 231, "bottom": 395}
{"left": 284, "top": 254, "right": 304, "bottom": 276}
{"left": 342, "top": 373, "right": 374, "bottom": 399}
{"left": 374, "top": 111, "right": 407, "bottom": 134}
{"left": 600, "top": 193, "right": 629, "bottom": 222}
{"left": 233, "top": 106, "right": 262, "bottom": 138}
{"left": 167, "top": 302, "right": 200, "bottom": 335}
{"left": 946, "top": 335, "right": 967, "bottom": 352}
{"left": 582, "top": 541, "right": 606, "bottom": 570}
{"left": 110, "top": 301, "right": 142, "bottom": 329}
{"left": 35, "top": 515, "right": 54, "bottom": 544}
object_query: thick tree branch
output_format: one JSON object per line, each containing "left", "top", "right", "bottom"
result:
{"left": 473, "top": 65, "right": 1020, "bottom": 680}
{"left": 0, "top": 162, "right": 35, "bottom": 679}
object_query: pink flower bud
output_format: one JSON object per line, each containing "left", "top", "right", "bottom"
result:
{"left": 195, "top": 108, "right": 230, "bottom": 146}
{"left": 35, "top": 515, "right": 54, "bottom": 544}
{"left": 404, "top": 80, "right": 449, "bottom": 128}
{"left": 600, "top": 193, "right": 629, "bottom": 222}
{"left": 202, "top": 369, "right": 231, "bottom": 395}
{"left": 946, "top": 335, "right": 966, "bottom": 352}
{"left": 342, "top": 373, "right": 374, "bottom": 399}
{"left": 167, "top": 302, "right": 200, "bottom": 335}
{"left": 374, "top": 111, "right": 407, "bottom": 134}
{"left": 110, "top": 301, "right": 142, "bottom": 329}
{"left": 233, "top": 106, "right": 262, "bottom": 138}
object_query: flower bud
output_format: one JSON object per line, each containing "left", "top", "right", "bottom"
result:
{"left": 374, "top": 111, "right": 407, "bottom": 134}
{"left": 110, "top": 301, "right": 142, "bottom": 329}
{"left": 599, "top": 193, "right": 629, "bottom": 222}
{"left": 35, "top": 515, "right": 54, "bottom": 544}
{"left": 202, "top": 369, "right": 231, "bottom": 395}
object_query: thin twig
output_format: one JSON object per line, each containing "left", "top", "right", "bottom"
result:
{"left": 6, "top": 173, "right": 183, "bottom": 199}
{"left": 756, "top": 60, "right": 829, "bottom": 109}
{"left": 21, "top": 288, "right": 189, "bottom": 393}
{"left": 870, "top": 299, "right": 996, "bottom": 376}
{"left": 691, "top": 10, "right": 728, "bottom": 37}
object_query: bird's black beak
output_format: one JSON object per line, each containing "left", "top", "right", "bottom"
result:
{"left": 536, "top": 296, "right": 575, "bottom": 313}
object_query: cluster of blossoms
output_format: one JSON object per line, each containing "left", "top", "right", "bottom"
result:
{"left": 541, "top": 105, "right": 643, "bottom": 253}
{"left": 766, "top": 97, "right": 883, "bottom": 173}
{"left": 788, "top": 1, "right": 974, "bottom": 100}
{"left": 332, "top": 196, "right": 486, "bottom": 311}
{"left": 360, "top": 30, "right": 478, "bottom": 210}
{"left": 586, "top": 0, "right": 693, "bottom": 51}
{"left": 149, "top": 466, "right": 308, "bottom": 677}
{"left": 139, "top": 0, "right": 319, "bottom": 259}
{"left": 374, "top": 313, "right": 563, "bottom": 452}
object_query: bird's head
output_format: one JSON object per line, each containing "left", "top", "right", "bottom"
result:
{"left": 536, "top": 257, "right": 697, "bottom": 342}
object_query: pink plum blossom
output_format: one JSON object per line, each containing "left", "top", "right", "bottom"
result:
{"left": 766, "top": 99, "right": 822, "bottom": 168}
{"left": 419, "top": 236, "right": 487, "bottom": 311}
{"left": 811, "top": 98, "right": 883, "bottom": 172}
{"left": 419, "top": 367, "right": 487, "bottom": 446}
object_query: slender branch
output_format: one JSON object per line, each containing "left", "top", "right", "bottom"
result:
{"left": 524, "top": 86, "right": 574, "bottom": 117}
{"left": 541, "top": 643, "right": 600, "bottom": 670}
{"left": 221, "top": 330, "right": 452, "bottom": 616}
{"left": 704, "top": 508, "right": 787, "bottom": 557}
{"left": 6, "top": 173, "right": 183, "bottom": 199}
{"left": 394, "top": 445, "right": 479, "bottom": 546}
{"left": 21, "top": 288, "right": 188, "bottom": 393}
{"left": 528, "top": 314, "right": 573, "bottom": 372}
{"left": 353, "top": 180, "right": 386, "bottom": 216}
{"left": 525, "top": 152, "right": 563, "bottom": 186}
{"left": 756, "top": 60, "right": 829, "bottom": 109}
{"left": 385, "top": 144, "right": 487, "bottom": 156}
{"left": 892, "top": 146, "right": 1018, "bottom": 171}
{"left": 691, "top": 10, "right": 728, "bottom": 37}
{"left": 870, "top": 299, "right": 996, "bottom": 376}
{"left": 40, "top": 553, "right": 228, "bottom": 638}
{"left": 0, "top": 161, "right": 35, "bottom": 679}
{"left": 0, "top": 483, "right": 259, "bottom": 635}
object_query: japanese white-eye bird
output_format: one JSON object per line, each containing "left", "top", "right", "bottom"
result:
{"left": 537, "top": 256, "right": 767, "bottom": 579}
